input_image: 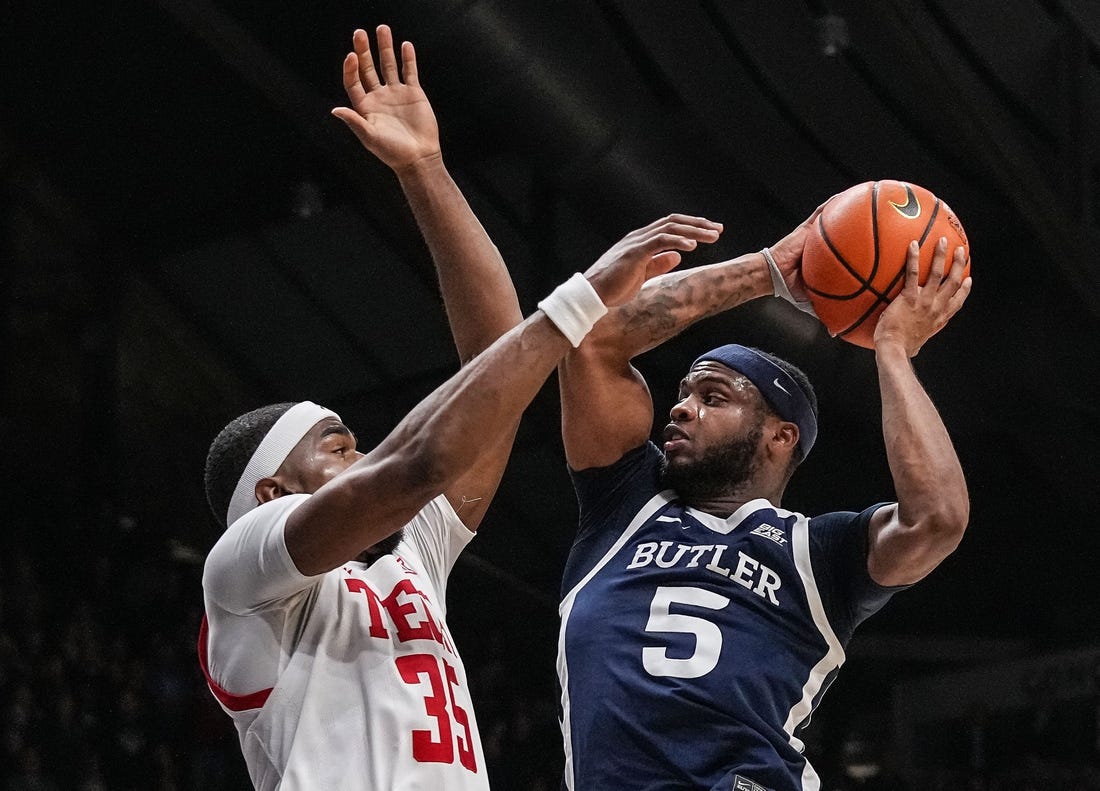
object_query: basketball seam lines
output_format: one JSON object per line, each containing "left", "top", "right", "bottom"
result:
{"left": 809, "top": 223, "right": 886, "bottom": 301}
{"left": 837, "top": 182, "right": 889, "bottom": 338}
{"left": 807, "top": 181, "right": 888, "bottom": 302}
{"left": 838, "top": 195, "right": 943, "bottom": 341}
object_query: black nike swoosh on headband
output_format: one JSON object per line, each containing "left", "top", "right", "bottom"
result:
{"left": 888, "top": 184, "right": 921, "bottom": 219}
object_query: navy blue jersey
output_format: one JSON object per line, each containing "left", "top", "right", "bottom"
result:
{"left": 558, "top": 443, "right": 899, "bottom": 791}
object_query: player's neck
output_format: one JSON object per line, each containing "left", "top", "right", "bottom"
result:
{"left": 685, "top": 495, "right": 749, "bottom": 518}
{"left": 683, "top": 482, "right": 784, "bottom": 518}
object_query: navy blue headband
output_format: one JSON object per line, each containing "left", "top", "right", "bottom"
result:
{"left": 690, "top": 344, "right": 818, "bottom": 457}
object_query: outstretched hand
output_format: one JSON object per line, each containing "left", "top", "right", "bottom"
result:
{"left": 331, "top": 25, "right": 441, "bottom": 173}
{"left": 874, "top": 237, "right": 972, "bottom": 357}
{"left": 766, "top": 201, "right": 826, "bottom": 303}
{"left": 583, "top": 215, "right": 723, "bottom": 307}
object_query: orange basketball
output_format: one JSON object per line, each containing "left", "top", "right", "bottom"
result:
{"left": 802, "top": 180, "right": 970, "bottom": 348}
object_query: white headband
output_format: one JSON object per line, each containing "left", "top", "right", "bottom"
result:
{"left": 226, "top": 400, "right": 340, "bottom": 526}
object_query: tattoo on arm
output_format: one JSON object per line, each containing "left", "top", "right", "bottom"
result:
{"left": 615, "top": 267, "right": 763, "bottom": 353}
{"left": 456, "top": 495, "right": 484, "bottom": 511}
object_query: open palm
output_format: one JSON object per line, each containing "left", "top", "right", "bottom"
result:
{"left": 332, "top": 26, "right": 441, "bottom": 172}
{"left": 583, "top": 215, "right": 722, "bottom": 307}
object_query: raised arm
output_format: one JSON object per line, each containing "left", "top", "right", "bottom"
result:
{"left": 559, "top": 211, "right": 819, "bottom": 470}
{"left": 332, "top": 25, "right": 523, "bottom": 529}
{"left": 332, "top": 25, "right": 520, "bottom": 361}
{"left": 866, "top": 238, "right": 972, "bottom": 586}
{"left": 284, "top": 216, "right": 722, "bottom": 575}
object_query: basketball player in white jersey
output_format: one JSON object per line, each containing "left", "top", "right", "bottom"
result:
{"left": 198, "top": 24, "right": 728, "bottom": 791}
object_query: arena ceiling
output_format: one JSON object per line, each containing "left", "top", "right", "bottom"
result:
{"left": 4, "top": 0, "right": 1100, "bottom": 663}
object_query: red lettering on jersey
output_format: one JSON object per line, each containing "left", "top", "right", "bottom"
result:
{"left": 444, "top": 658, "right": 477, "bottom": 771}
{"left": 407, "top": 587, "right": 457, "bottom": 653}
{"left": 345, "top": 576, "right": 456, "bottom": 653}
{"left": 343, "top": 578, "right": 390, "bottom": 639}
{"left": 382, "top": 579, "right": 445, "bottom": 644}
{"left": 396, "top": 653, "right": 454, "bottom": 763}
{"left": 396, "top": 653, "right": 478, "bottom": 772}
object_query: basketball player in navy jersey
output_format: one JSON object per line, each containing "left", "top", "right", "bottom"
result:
{"left": 555, "top": 226, "right": 971, "bottom": 790}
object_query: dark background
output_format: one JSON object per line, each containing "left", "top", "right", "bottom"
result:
{"left": 2, "top": 0, "right": 1099, "bottom": 788}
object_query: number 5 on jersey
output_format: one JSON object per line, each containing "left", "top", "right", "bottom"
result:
{"left": 643, "top": 586, "right": 730, "bottom": 679}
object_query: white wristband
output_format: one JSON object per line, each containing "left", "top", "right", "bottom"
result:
{"left": 537, "top": 273, "right": 608, "bottom": 347}
{"left": 761, "top": 247, "right": 818, "bottom": 317}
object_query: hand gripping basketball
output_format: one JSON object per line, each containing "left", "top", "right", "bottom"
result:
{"left": 874, "top": 236, "right": 972, "bottom": 356}
{"left": 802, "top": 180, "right": 970, "bottom": 348}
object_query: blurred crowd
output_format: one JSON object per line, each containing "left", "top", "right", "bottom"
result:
{"left": 3, "top": 513, "right": 1099, "bottom": 790}
{"left": 1, "top": 517, "right": 245, "bottom": 791}
{"left": 0, "top": 514, "right": 564, "bottom": 791}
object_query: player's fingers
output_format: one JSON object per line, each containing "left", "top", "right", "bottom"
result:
{"left": 945, "top": 247, "right": 968, "bottom": 285}
{"left": 342, "top": 52, "right": 368, "bottom": 104}
{"left": 805, "top": 200, "right": 828, "bottom": 225}
{"left": 663, "top": 213, "right": 722, "bottom": 232}
{"left": 641, "top": 232, "right": 703, "bottom": 256}
{"left": 932, "top": 250, "right": 969, "bottom": 310}
{"left": 659, "top": 222, "right": 722, "bottom": 245}
{"left": 942, "top": 276, "right": 972, "bottom": 319}
{"left": 352, "top": 29, "right": 382, "bottom": 90}
{"left": 633, "top": 214, "right": 723, "bottom": 238}
{"left": 903, "top": 240, "right": 921, "bottom": 292}
{"left": 927, "top": 237, "right": 948, "bottom": 285}
{"left": 331, "top": 107, "right": 373, "bottom": 146}
{"left": 375, "top": 25, "right": 400, "bottom": 85}
{"left": 646, "top": 250, "right": 683, "bottom": 279}
{"left": 401, "top": 41, "right": 419, "bottom": 87}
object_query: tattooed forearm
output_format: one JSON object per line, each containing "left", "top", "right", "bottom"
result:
{"left": 608, "top": 254, "right": 771, "bottom": 355}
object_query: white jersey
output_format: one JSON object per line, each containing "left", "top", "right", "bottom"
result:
{"left": 200, "top": 493, "right": 488, "bottom": 791}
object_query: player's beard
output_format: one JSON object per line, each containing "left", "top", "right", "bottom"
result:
{"left": 660, "top": 421, "right": 763, "bottom": 503}
{"left": 356, "top": 528, "right": 406, "bottom": 565}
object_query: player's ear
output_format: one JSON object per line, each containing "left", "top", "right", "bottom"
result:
{"left": 769, "top": 420, "right": 799, "bottom": 455}
{"left": 256, "top": 477, "right": 287, "bottom": 504}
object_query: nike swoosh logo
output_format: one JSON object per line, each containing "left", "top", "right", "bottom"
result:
{"left": 888, "top": 185, "right": 921, "bottom": 219}
{"left": 657, "top": 515, "right": 689, "bottom": 530}
{"left": 773, "top": 378, "right": 791, "bottom": 396}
